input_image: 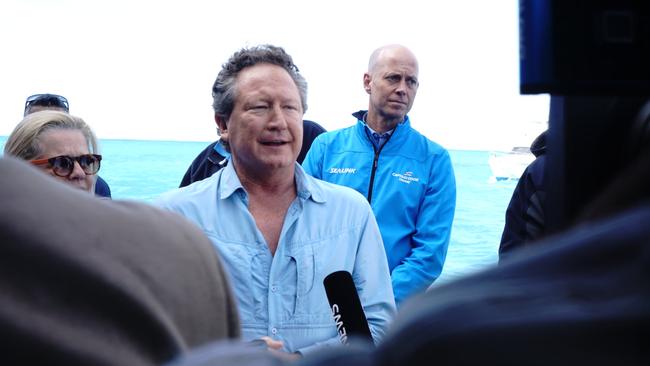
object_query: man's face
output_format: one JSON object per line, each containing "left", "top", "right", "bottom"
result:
{"left": 224, "top": 63, "right": 303, "bottom": 177}
{"left": 364, "top": 48, "right": 419, "bottom": 124}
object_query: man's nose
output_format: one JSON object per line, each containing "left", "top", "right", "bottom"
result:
{"left": 396, "top": 79, "right": 409, "bottom": 94}
{"left": 267, "top": 105, "right": 289, "bottom": 129}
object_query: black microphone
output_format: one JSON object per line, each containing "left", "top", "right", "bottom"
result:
{"left": 323, "top": 270, "right": 372, "bottom": 344}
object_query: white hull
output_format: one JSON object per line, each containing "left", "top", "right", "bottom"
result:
{"left": 488, "top": 149, "right": 535, "bottom": 181}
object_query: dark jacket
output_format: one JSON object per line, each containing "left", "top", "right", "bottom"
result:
{"left": 179, "top": 119, "right": 326, "bottom": 187}
{"left": 499, "top": 130, "right": 547, "bottom": 261}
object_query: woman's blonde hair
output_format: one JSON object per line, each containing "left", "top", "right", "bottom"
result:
{"left": 4, "top": 110, "right": 98, "bottom": 160}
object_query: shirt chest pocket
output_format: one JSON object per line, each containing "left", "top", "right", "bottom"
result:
{"left": 287, "top": 243, "right": 315, "bottom": 299}
{"left": 286, "top": 243, "right": 330, "bottom": 319}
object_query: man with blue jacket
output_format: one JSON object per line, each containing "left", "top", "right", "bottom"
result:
{"left": 303, "top": 44, "right": 456, "bottom": 305}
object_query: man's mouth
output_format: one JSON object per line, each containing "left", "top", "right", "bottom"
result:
{"left": 260, "top": 140, "right": 287, "bottom": 146}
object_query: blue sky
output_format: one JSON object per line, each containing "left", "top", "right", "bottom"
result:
{"left": 0, "top": 0, "right": 549, "bottom": 150}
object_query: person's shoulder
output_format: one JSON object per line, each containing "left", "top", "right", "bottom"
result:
{"left": 316, "top": 124, "right": 357, "bottom": 142}
{"left": 183, "top": 141, "right": 220, "bottom": 176}
{"left": 530, "top": 130, "right": 547, "bottom": 156}
{"left": 400, "top": 124, "right": 450, "bottom": 157}
{"left": 303, "top": 119, "right": 327, "bottom": 134}
{"left": 95, "top": 176, "right": 111, "bottom": 198}
{"left": 525, "top": 154, "right": 546, "bottom": 184}
{"left": 186, "top": 141, "right": 226, "bottom": 177}
{"left": 193, "top": 141, "right": 220, "bottom": 161}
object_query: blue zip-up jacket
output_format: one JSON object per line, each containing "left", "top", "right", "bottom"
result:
{"left": 303, "top": 111, "right": 456, "bottom": 304}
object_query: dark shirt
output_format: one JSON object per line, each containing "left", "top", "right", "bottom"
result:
{"left": 179, "top": 119, "right": 326, "bottom": 188}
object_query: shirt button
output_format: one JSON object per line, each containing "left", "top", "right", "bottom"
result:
{"left": 271, "top": 327, "right": 278, "bottom": 335}
{"left": 271, "top": 286, "right": 277, "bottom": 292}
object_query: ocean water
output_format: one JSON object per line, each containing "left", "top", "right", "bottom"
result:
{"left": 0, "top": 137, "right": 518, "bottom": 283}
{"left": 440, "top": 150, "right": 518, "bottom": 284}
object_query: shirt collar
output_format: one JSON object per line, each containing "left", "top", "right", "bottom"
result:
{"left": 295, "top": 163, "right": 326, "bottom": 203}
{"left": 364, "top": 123, "right": 394, "bottom": 138}
{"left": 361, "top": 111, "right": 400, "bottom": 136}
{"left": 218, "top": 161, "right": 326, "bottom": 204}
{"left": 218, "top": 162, "right": 243, "bottom": 200}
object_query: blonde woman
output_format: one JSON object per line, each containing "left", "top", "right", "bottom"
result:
{"left": 4, "top": 110, "right": 101, "bottom": 193}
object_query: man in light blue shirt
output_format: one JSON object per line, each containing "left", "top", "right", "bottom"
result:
{"left": 155, "top": 45, "right": 395, "bottom": 356}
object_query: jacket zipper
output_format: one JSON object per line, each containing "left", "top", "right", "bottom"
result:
{"left": 365, "top": 128, "right": 395, "bottom": 204}
{"left": 367, "top": 152, "right": 379, "bottom": 203}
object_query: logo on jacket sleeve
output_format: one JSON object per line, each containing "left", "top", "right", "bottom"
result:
{"left": 392, "top": 171, "right": 420, "bottom": 184}
{"left": 328, "top": 167, "right": 357, "bottom": 174}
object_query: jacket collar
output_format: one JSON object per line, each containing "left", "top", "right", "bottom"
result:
{"left": 352, "top": 110, "right": 411, "bottom": 148}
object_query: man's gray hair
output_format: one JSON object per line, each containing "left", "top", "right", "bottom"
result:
{"left": 211, "top": 44, "right": 308, "bottom": 121}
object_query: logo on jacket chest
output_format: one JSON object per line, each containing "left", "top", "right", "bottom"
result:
{"left": 392, "top": 171, "right": 420, "bottom": 184}
{"left": 328, "top": 167, "right": 357, "bottom": 174}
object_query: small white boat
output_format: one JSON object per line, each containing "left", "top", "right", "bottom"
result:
{"left": 488, "top": 147, "right": 535, "bottom": 181}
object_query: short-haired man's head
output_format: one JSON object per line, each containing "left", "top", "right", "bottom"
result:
{"left": 211, "top": 44, "right": 308, "bottom": 122}
{"left": 24, "top": 94, "right": 70, "bottom": 117}
{"left": 367, "top": 44, "right": 419, "bottom": 75}
{"left": 4, "top": 110, "right": 97, "bottom": 160}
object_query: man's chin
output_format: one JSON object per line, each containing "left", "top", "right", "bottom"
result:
{"left": 382, "top": 111, "right": 407, "bottom": 123}
{"left": 268, "top": 159, "right": 296, "bottom": 169}
{"left": 382, "top": 104, "right": 407, "bottom": 115}
{"left": 258, "top": 148, "right": 299, "bottom": 165}
{"left": 256, "top": 156, "right": 297, "bottom": 171}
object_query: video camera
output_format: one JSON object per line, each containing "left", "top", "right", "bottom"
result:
{"left": 519, "top": 0, "right": 650, "bottom": 232}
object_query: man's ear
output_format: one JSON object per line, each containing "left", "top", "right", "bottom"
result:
{"left": 363, "top": 73, "right": 372, "bottom": 94}
{"left": 215, "top": 115, "right": 227, "bottom": 132}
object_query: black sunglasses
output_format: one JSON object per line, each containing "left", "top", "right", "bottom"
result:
{"left": 30, "top": 154, "right": 102, "bottom": 177}
{"left": 24, "top": 94, "right": 70, "bottom": 115}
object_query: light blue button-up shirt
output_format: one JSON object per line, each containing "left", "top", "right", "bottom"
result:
{"left": 155, "top": 163, "right": 396, "bottom": 354}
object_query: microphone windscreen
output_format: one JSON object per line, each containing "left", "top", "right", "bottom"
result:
{"left": 323, "top": 270, "right": 372, "bottom": 343}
